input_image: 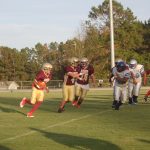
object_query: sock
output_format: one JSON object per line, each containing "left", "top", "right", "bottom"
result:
{"left": 59, "top": 100, "right": 67, "bottom": 109}
{"left": 74, "top": 96, "right": 79, "bottom": 102}
{"left": 25, "top": 98, "right": 32, "bottom": 105}
{"left": 28, "top": 101, "right": 42, "bottom": 114}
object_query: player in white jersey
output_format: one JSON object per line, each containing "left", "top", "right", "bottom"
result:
{"left": 109, "top": 58, "right": 123, "bottom": 86}
{"left": 128, "top": 59, "right": 145, "bottom": 104}
{"left": 113, "top": 61, "right": 131, "bottom": 110}
{"left": 109, "top": 58, "right": 123, "bottom": 108}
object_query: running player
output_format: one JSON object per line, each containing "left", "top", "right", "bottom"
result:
{"left": 128, "top": 59, "right": 145, "bottom": 104}
{"left": 72, "top": 57, "right": 95, "bottom": 108}
{"left": 112, "top": 61, "right": 131, "bottom": 110}
{"left": 20, "top": 63, "right": 53, "bottom": 117}
{"left": 57, "top": 57, "right": 79, "bottom": 113}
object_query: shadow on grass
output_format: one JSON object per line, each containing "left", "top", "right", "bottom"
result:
{"left": 0, "top": 96, "right": 112, "bottom": 114}
{"left": 0, "top": 145, "right": 12, "bottom": 150}
{"left": 0, "top": 106, "right": 25, "bottom": 116}
{"left": 136, "top": 138, "right": 150, "bottom": 144}
{"left": 30, "top": 127, "right": 121, "bottom": 150}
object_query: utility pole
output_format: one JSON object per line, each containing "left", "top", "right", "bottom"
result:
{"left": 109, "top": 0, "right": 115, "bottom": 68}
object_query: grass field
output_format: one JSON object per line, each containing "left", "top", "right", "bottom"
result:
{"left": 0, "top": 89, "right": 150, "bottom": 150}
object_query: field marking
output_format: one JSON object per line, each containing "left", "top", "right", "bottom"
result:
{"left": 0, "top": 109, "right": 112, "bottom": 143}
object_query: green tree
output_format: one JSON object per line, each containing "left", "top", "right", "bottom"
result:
{"left": 79, "top": 0, "right": 145, "bottom": 78}
{"left": 88, "top": 0, "right": 143, "bottom": 51}
{"left": 142, "top": 19, "right": 150, "bottom": 53}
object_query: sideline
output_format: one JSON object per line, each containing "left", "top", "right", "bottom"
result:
{"left": 0, "top": 86, "right": 149, "bottom": 92}
{"left": 0, "top": 109, "right": 112, "bottom": 143}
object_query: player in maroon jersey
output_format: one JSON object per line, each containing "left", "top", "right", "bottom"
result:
{"left": 72, "top": 57, "right": 95, "bottom": 108}
{"left": 58, "top": 57, "right": 80, "bottom": 113}
{"left": 143, "top": 69, "right": 150, "bottom": 102}
{"left": 20, "top": 63, "right": 53, "bottom": 117}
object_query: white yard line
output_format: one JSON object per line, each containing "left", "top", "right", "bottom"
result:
{"left": 0, "top": 109, "right": 112, "bottom": 143}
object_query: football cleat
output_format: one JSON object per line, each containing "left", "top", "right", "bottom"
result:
{"left": 75, "top": 104, "right": 81, "bottom": 108}
{"left": 72, "top": 100, "right": 81, "bottom": 108}
{"left": 112, "top": 105, "right": 115, "bottom": 108}
{"left": 119, "top": 101, "right": 123, "bottom": 107}
{"left": 72, "top": 101, "right": 78, "bottom": 106}
{"left": 132, "top": 100, "right": 138, "bottom": 104}
{"left": 132, "top": 102, "right": 137, "bottom": 105}
{"left": 144, "top": 96, "right": 148, "bottom": 102}
{"left": 27, "top": 113, "right": 34, "bottom": 118}
{"left": 57, "top": 107, "right": 65, "bottom": 113}
{"left": 20, "top": 97, "right": 26, "bottom": 108}
{"left": 128, "top": 98, "right": 133, "bottom": 105}
{"left": 115, "top": 102, "right": 120, "bottom": 110}
{"left": 112, "top": 100, "right": 116, "bottom": 108}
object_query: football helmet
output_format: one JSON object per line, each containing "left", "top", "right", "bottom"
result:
{"left": 69, "top": 57, "right": 79, "bottom": 66}
{"left": 116, "top": 61, "right": 126, "bottom": 72}
{"left": 80, "top": 57, "right": 88, "bottom": 68}
{"left": 115, "top": 58, "right": 123, "bottom": 66}
{"left": 42, "top": 63, "right": 53, "bottom": 73}
{"left": 129, "top": 59, "right": 137, "bottom": 69}
{"left": 33, "top": 79, "right": 47, "bottom": 89}
{"left": 35, "top": 81, "right": 46, "bottom": 89}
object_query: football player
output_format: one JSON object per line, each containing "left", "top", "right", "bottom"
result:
{"left": 128, "top": 59, "right": 145, "bottom": 104}
{"left": 112, "top": 61, "right": 131, "bottom": 110}
{"left": 57, "top": 57, "right": 79, "bottom": 113}
{"left": 72, "top": 57, "right": 95, "bottom": 108}
{"left": 109, "top": 58, "right": 123, "bottom": 86}
{"left": 20, "top": 63, "right": 53, "bottom": 117}
{"left": 143, "top": 69, "right": 150, "bottom": 102}
{"left": 109, "top": 58, "right": 123, "bottom": 108}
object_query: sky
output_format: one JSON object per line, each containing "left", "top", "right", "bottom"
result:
{"left": 0, "top": 0, "right": 149, "bottom": 50}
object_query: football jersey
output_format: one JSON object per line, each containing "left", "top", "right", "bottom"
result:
{"left": 112, "top": 65, "right": 129, "bottom": 76}
{"left": 64, "top": 66, "right": 77, "bottom": 85}
{"left": 33, "top": 70, "right": 52, "bottom": 90}
{"left": 129, "top": 64, "right": 144, "bottom": 83}
{"left": 114, "top": 69, "right": 131, "bottom": 86}
{"left": 112, "top": 67, "right": 117, "bottom": 76}
{"left": 76, "top": 65, "right": 94, "bottom": 85}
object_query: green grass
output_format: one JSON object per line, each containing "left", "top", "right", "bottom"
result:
{"left": 0, "top": 89, "right": 150, "bottom": 150}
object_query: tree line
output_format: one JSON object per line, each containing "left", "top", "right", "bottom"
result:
{"left": 0, "top": 0, "right": 150, "bottom": 81}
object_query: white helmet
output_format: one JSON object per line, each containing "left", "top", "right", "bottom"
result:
{"left": 73, "top": 57, "right": 79, "bottom": 63}
{"left": 69, "top": 57, "right": 79, "bottom": 66}
{"left": 80, "top": 57, "right": 88, "bottom": 63}
{"left": 80, "top": 57, "right": 88, "bottom": 68}
{"left": 42, "top": 63, "right": 53, "bottom": 70}
{"left": 129, "top": 59, "right": 137, "bottom": 69}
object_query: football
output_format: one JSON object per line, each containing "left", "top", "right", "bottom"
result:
{"left": 35, "top": 81, "right": 46, "bottom": 89}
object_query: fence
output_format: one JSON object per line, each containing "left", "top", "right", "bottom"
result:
{"left": 16, "top": 79, "right": 111, "bottom": 89}
{"left": 16, "top": 80, "right": 64, "bottom": 89}
{"left": 0, "top": 77, "right": 150, "bottom": 90}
